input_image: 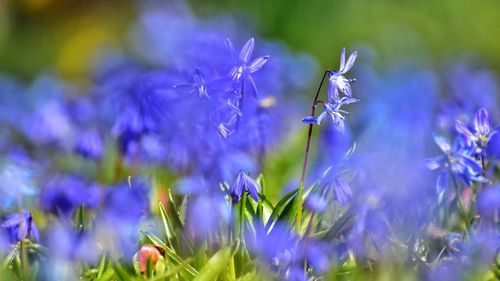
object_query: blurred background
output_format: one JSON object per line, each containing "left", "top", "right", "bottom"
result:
{"left": 1, "top": 0, "right": 499, "bottom": 82}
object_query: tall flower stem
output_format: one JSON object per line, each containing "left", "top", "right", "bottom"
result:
{"left": 449, "top": 169, "right": 470, "bottom": 241}
{"left": 297, "top": 71, "right": 329, "bottom": 231}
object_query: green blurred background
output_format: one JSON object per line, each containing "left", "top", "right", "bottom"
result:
{"left": 0, "top": 0, "right": 499, "bottom": 82}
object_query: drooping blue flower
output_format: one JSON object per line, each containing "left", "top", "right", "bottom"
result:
{"left": 328, "top": 48, "right": 358, "bottom": 102}
{"left": 302, "top": 97, "right": 359, "bottom": 131}
{"left": 40, "top": 175, "right": 101, "bottom": 216}
{"left": 426, "top": 135, "right": 487, "bottom": 194}
{"left": 74, "top": 130, "right": 104, "bottom": 160}
{"left": 227, "top": 38, "right": 270, "bottom": 97}
{"left": 229, "top": 171, "right": 260, "bottom": 203}
{"left": 1, "top": 210, "right": 39, "bottom": 243}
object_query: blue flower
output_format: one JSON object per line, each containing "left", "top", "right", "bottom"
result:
{"left": 0, "top": 164, "right": 37, "bottom": 208}
{"left": 227, "top": 38, "right": 270, "bottom": 97}
{"left": 229, "top": 171, "right": 260, "bottom": 203}
{"left": 302, "top": 97, "right": 359, "bottom": 131}
{"left": 1, "top": 210, "right": 39, "bottom": 243}
{"left": 426, "top": 135, "right": 487, "bottom": 194}
{"left": 173, "top": 68, "right": 210, "bottom": 98}
{"left": 40, "top": 175, "right": 101, "bottom": 216}
{"left": 328, "top": 48, "right": 358, "bottom": 102}
{"left": 455, "top": 108, "right": 499, "bottom": 154}
{"left": 74, "top": 130, "right": 103, "bottom": 160}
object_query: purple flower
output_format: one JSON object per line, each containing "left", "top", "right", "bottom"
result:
{"left": 455, "top": 108, "right": 499, "bottom": 153}
{"left": 74, "top": 130, "right": 103, "bottom": 160}
{"left": 426, "top": 135, "right": 487, "bottom": 194}
{"left": 1, "top": 210, "right": 39, "bottom": 243}
{"left": 0, "top": 164, "right": 37, "bottom": 208}
{"left": 328, "top": 48, "right": 358, "bottom": 102}
{"left": 303, "top": 97, "right": 360, "bottom": 131}
{"left": 227, "top": 38, "right": 270, "bottom": 97}
{"left": 40, "top": 175, "right": 101, "bottom": 216}
{"left": 229, "top": 171, "right": 260, "bottom": 203}
{"left": 173, "top": 68, "right": 210, "bottom": 98}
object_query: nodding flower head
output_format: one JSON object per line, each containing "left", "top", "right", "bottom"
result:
{"left": 328, "top": 48, "right": 358, "bottom": 103}
{"left": 302, "top": 97, "right": 359, "bottom": 131}
{"left": 229, "top": 171, "right": 261, "bottom": 203}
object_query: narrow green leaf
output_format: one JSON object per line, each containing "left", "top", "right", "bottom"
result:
{"left": 264, "top": 188, "right": 298, "bottom": 231}
{"left": 193, "top": 247, "right": 232, "bottom": 281}
{"left": 323, "top": 207, "right": 356, "bottom": 239}
{"left": 158, "top": 201, "right": 175, "bottom": 248}
{"left": 112, "top": 262, "right": 131, "bottom": 281}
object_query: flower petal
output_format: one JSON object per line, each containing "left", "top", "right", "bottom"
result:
{"left": 239, "top": 38, "right": 255, "bottom": 63}
{"left": 339, "top": 48, "right": 346, "bottom": 72}
{"left": 474, "top": 108, "right": 490, "bottom": 135}
{"left": 433, "top": 134, "right": 451, "bottom": 154}
{"left": 248, "top": 56, "right": 269, "bottom": 73}
{"left": 436, "top": 170, "right": 449, "bottom": 195}
{"left": 302, "top": 116, "right": 320, "bottom": 125}
{"left": 455, "top": 120, "right": 475, "bottom": 139}
{"left": 247, "top": 74, "right": 259, "bottom": 98}
{"left": 342, "top": 51, "right": 358, "bottom": 73}
{"left": 242, "top": 173, "right": 260, "bottom": 202}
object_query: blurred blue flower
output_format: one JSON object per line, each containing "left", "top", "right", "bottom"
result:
{"left": 0, "top": 164, "right": 37, "bottom": 208}
{"left": 46, "top": 225, "right": 99, "bottom": 263}
{"left": 426, "top": 135, "right": 486, "bottom": 194}
{"left": 328, "top": 48, "right": 358, "bottom": 102}
{"left": 227, "top": 37, "right": 269, "bottom": 97}
{"left": 229, "top": 171, "right": 260, "bottom": 203}
{"left": 74, "top": 130, "right": 104, "bottom": 161}
{"left": 40, "top": 175, "right": 101, "bottom": 216}
{"left": 1, "top": 210, "right": 39, "bottom": 243}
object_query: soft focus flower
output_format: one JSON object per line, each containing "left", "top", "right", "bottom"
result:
{"left": 455, "top": 108, "right": 499, "bottom": 154}
{"left": 328, "top": 48, "right": 358, "bottom": 102}
{"left": 0, "top": 164, "right": 37, "bottom": 208}
{"left": 229, "top": 171, "right": 260, "bottom": 203}
{"left": 477, "top": 185, "right": 500, "bottom": 219}
{"left": 1, "top": 210, "right": 39, "bottom": 243}
{"left": 426, "top": 135, "right": 486, "bottom": 194}
{"left": 74, "top": 130, "right": 104, "bottom": 160}
{"left": 135, "top": 244, "right": 163, "bottom": 273}
{"left": 227, "top": 38, "right": 270, "bottom": 97}
{"left": 40, "top": 175, "right": 101, "bottom": 216}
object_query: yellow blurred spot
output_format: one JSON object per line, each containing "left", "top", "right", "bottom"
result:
{"left": 57, "top": 23, "right": 110, "bottom": 79}
{"left": 259, "top": 96, "right": 277, "bottom": 109}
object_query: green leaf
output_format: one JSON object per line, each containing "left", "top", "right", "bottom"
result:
{"left": 323, "top": 207, "right": 356, "bottom": 239}
{"left": 193, "top": 247, "right": 232, "bottom": 281}
{"left": 158, "top": 201, "right": 176, "bottom": 248}
{"left": 265, "top": 188, "right": 298, "bottom": 231}
{"left": 112, "top": 262, "right": 132, "bottom": 281}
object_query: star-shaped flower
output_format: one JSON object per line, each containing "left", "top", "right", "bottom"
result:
{"left": 328, "top": 48, "right": 358, "bottom": 102}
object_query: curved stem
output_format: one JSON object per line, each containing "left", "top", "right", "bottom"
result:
{"left": 296, "top": 71, "right": 330, "bottom": 231}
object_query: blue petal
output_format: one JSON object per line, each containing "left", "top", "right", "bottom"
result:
{"left": 248, "top": 56, "right": 269, "bottom": 73}
{"left": 342, "top": 51, "right": 358, "bottom": 73}
{"left": 302, "top": 116, "right": 320, "bottom": 125}
{"left": 474, "top": 108, "right": 490, "bottom": 135}
{"left": 239, "top": 38, "right": 255, "bottom": 64}
{"left": 433, "top": 134, "right": 451, "bottom": 153}
{"left": 339, "top": 48, "right": 346, "bottom": 72}
{"left": 455, "top": 120, "right": 475, "bottom": 139}
{"left": 242, "top": 173, "right": 260, "bottom": 202}
{"left": 333, "top": 177, "right": 352, "bottom": 204}
{"left": 425, "top": 156, "right": 444, "bottom": 170}
{"left": 436, "top": 170, "right": 449, "bottom": 195}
